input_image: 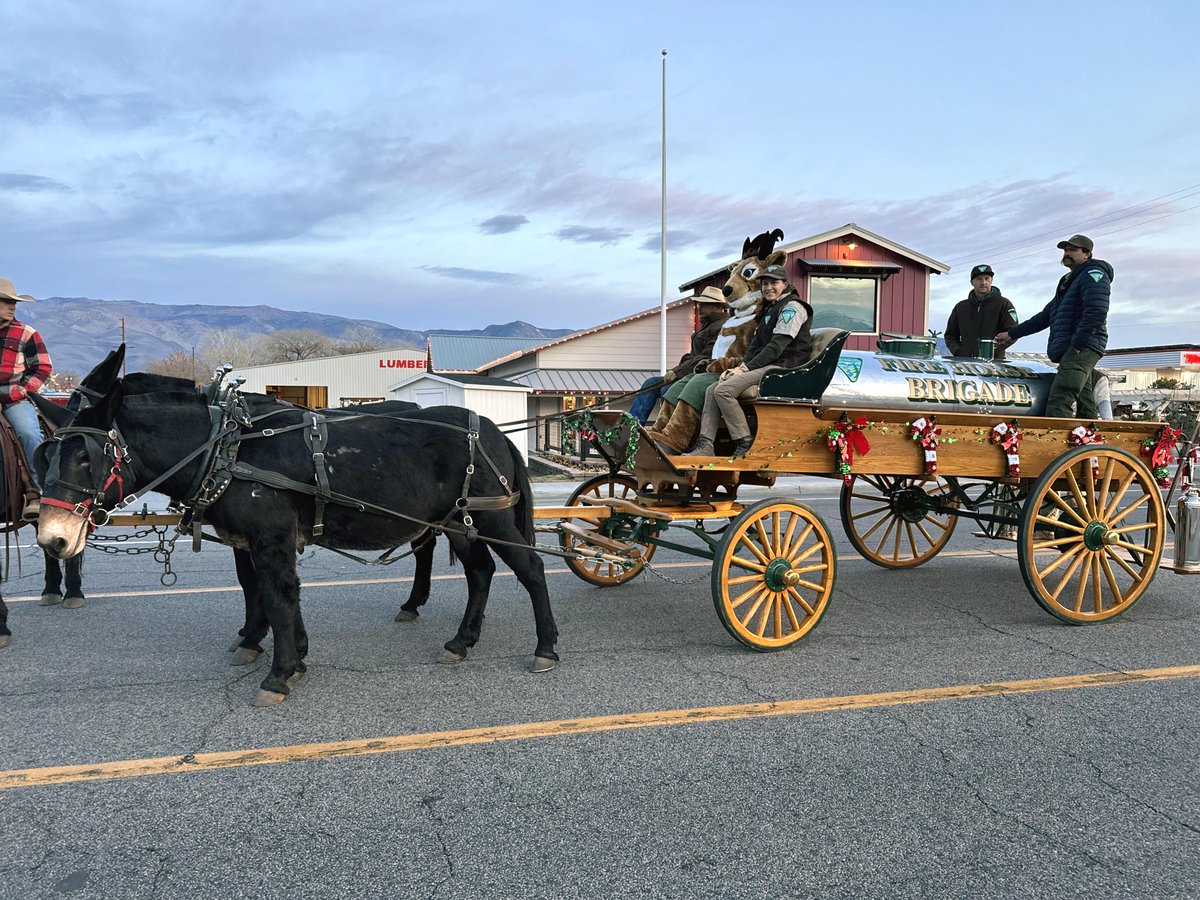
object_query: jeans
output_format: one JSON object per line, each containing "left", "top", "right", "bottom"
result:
{"left": 628, "top": 376, "right": 668, "bottom": 424}
{"left": 3, "top": 399, "right": 44, "bottom": 490}
{"left": 1046, "top": 348, "right": 1103, "bottom": 418}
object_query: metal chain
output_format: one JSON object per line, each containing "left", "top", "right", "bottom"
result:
{"left": 641, "top": 558, "right": 710, "bottom": 586}
{"left": 87, "top": 525, "right": 180, "bottom": 586}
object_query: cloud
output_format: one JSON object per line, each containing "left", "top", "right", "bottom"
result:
{"left": 639, "top": 230, "right": 703, "bottom": 252}
{"left": 418, "top": 265, "right": 530, "bottom": 284}
{"left": 554, "top": 225, "right": 630, "bottom": 245}
{"left": 0, "top": 172, "right": 72, "bottom": 193}
{"left": 478, "top": 214, "right": 529, "bottom": 235}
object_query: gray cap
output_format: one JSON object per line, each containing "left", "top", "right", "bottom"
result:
{"left": 759, "top": 265, "right": 789, "bottom": 283}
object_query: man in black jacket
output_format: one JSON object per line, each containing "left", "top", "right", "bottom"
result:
{"left": 945, "top": 264, "right": 1019, "bottom": 360}
{"left": 629, "top": 287, "right": 728, "bottom": 423}
{"left": 997, "top": 234, "right": 1111, "bottom": 418}
{"left": 687, "top": 265, "right": 813, "bottom": 458}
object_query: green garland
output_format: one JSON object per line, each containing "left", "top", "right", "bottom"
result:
{"left": 561, "top": 409, "right": 641, "bottom": 471}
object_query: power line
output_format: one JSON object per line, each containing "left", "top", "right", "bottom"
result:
{"left": 955, "top": 201, "right": 1200, "bottom": 269}
{"left": 941, "top": 182, "right": 1200, "bottom": 266}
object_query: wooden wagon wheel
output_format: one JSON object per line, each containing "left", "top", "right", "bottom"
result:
{"left": 1018, "top": 445, "right": 1165, "bottom": 624}
{"left": 711, "top": 498, "right": 836, "bottom": 652}
{"left": 560, "top": 472, "right": 657, "bottom": 586}
{"left": 839, "top": 474, "right": 958, "bottom": 568}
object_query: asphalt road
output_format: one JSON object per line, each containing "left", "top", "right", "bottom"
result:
{"left": 1, "top": 479, "right": 1197, "bottom": 899}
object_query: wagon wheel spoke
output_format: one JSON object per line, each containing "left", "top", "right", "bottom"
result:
{"left": 1102, "top": 545, "right": 1142, "bottom": 580}
{"left": 780, "top": 512, "right": 802, "bottom": 560}
{"left": 1045, "top": 489, "right": 1089, "bottom": 527}
{"left": 1037, "top": 541, "right": 1086, "bottom": 580}
{"left": 1098, "top": 467, "right": 1135, "bottom": 519}
{"left": 731, "top": 583, "right": 767, "bottom": 611}
{"left": 1034, "top": 515, "right": 1086, "bottom": 534}
{"left": 872, "top": 514, "right": 899, "bottom": 557}
{"left": 1072, "top": 555, "right": 1093, "bottom": 613}
{"left": 1049, "top": 548, "right": 1089, "bottom": 602}
{"left": 786, "top": 585, "right": 816, "bottom": 617}
{"left": 737, "top": 535, "right": 772, "bottom": 567}
{"left": 1108, "top": 492, "right": 1151, "bottom": 528}
{"left": 1090, "top": 556, "right": 1104, "bottom": 614}
{"left": 729, "top": 555, "right": 766, "bottom": 574}
{"left": 786, "top": 526, "right": 818, "bottom": 564}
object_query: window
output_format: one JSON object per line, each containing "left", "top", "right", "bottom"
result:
{"left": 808, "top": 276, "right": 879, "bottom": 334}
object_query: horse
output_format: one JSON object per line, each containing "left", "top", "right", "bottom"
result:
{"left": 36, "top": 349, "right": 558, "bottom": 705}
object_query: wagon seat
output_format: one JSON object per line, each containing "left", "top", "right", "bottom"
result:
{"left": 712, "top": 328, "right": 851, "bottom": 449}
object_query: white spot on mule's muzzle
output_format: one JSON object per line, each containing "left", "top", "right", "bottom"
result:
{"left": 36, "top": 507, "right": 90, "bottom": 559}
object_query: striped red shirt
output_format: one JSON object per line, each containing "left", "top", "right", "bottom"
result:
{"left": 0, "top": 318, "right": 53, "bottom": 405}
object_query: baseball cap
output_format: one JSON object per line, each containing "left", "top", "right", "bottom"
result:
{"left": 759, "top": 265, "right": 789, "bottom": 282}
{"left": 1056, "top": 234, "right": 1094, "bottom": 252}
{"left": 970, "top": 264, "right": 994, "bottom": 279}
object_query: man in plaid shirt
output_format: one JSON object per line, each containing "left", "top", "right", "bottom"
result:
{"left": 0, "top": 277, "right": 52, "bottom": 520}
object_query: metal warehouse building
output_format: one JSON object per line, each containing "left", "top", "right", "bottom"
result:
{"left": 233, "top": 347, "right": 428, "bottom": 407}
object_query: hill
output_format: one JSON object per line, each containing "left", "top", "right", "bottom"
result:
{"left": 28, "top": 297, "right": 575, "bottom": 375}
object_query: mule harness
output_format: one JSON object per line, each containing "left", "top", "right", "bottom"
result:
{"left": 37, "top": 392, "right": 557, "bottom": 560}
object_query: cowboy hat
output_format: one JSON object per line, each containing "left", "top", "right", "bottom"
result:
{"left": 0, "top": 277, "right": 34, "bottom": 302}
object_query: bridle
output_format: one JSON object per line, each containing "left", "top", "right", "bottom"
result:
{"left": 36, "top": 426, "right": 133, "bottom": 530}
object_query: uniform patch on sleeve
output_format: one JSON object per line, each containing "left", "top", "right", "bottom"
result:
{"left": 780, "top": 308, "right": 796, "bottom": 324}
{"left": 1008, "top": 309, "right": 1019, "bottom": 322}
{"left": 1089, "top": 271, "right": 1104, "bottom": 282}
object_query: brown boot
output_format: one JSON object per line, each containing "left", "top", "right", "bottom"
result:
{"left": 654, "top": 403, "right": 701, "bottom": 453}
{"left": 648, "top": 401, "right": 674, "bottom": 433}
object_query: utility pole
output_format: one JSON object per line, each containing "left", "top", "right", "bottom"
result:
{"left": 660, "top": 49, "right": 668, "bottom": 375}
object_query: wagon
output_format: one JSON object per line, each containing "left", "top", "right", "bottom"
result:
{"left": 544, "top": 330, "right": 1197, "bottom": 651}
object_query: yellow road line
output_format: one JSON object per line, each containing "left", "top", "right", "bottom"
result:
{"left": 2, "top": 664, "right": 1196, "bottom": 791}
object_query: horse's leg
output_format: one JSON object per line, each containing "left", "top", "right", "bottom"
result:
{"left": 63, "top": 552, "right": 85, "bottom": 609}
{"left": 489, "top": 532, "right": 559, "bottom": 673}
{"left": 0, "top": 594, "right": 10, "bottom": 650}
{"left": 293, "top": 604, "right": 309, "bottom": 670}
{"left": 230, "top": 548, "right": 266, "bottom": 666}
{"left": 248, "top": 536, "right": 304, "bottom": 706}
{"left": 395, "top": 535, "right": 436, "bottom": 622}
{"left": 438, "top": 538, "right": 496, "bottom": 664}
{"left": 39, "top": 549, "right": 65, "bottom": 607}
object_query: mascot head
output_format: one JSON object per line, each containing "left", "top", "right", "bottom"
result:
{"left": 722, "top": 228, "right": 787, "bottom": 315}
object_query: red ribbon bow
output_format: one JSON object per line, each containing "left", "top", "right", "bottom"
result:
{"left": 1140, "top": 425, "right": 1182, "bottom": 487}
{"left": 826, "top": 415, "right": 871, "bottom": 485}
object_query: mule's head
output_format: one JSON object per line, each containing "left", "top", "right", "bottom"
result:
{"left": 722, "top": 228, "right": 787, "bottom": 315}
{"left": 36, "top": 380, "right": 127, "bottom": 560}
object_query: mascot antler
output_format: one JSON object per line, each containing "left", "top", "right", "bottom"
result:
{"left": 741, "top": 228, "right": 785, "bottom": 260}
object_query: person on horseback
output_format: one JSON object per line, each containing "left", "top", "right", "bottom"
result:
{"left": 0, "top": 277, "right": 52, "bottom": 521}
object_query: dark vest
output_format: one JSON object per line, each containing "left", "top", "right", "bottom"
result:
{"left": 750, "top": 289, "right": 814, "bottom": 369}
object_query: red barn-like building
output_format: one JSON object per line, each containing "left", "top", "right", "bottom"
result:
{"left": 679, "top": 223, "right": 949, "bottom": 353}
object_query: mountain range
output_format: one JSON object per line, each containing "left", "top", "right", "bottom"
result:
{"left": 26, "top": 296, "right": 576, "bottom": 375}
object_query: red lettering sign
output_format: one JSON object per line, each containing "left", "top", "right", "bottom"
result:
{"left": 1184, "top": 352, "right": 1200, "bottom": 365}
{"left": 378, "top": 359, "right": 428, "bottom": 368}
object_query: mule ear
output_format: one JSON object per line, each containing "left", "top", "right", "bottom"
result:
{"left": 30, "top": 391, "right": 71, "bottom": 427}
{"left": 765, "top": 250, "right": 787, "bottom": 267}
{"left": 80, "top": 345, "right": 125, "bottom": 394}
{"left": 80, "top": 381, "right": 126, "bottom": 427}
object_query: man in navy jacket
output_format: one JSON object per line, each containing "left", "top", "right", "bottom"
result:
{"left": 997, "top": 234, "right": 1111, "bottom": 418}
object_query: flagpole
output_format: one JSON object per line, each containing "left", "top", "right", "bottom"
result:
{"left": 660, "top": 49, "right": 667, "bottom": 376}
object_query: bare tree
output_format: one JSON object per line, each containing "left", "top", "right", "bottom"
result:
{"left": 259, "top": 329, "right": 335, "bottom": 363}
{"left": 201, "top": 328, "right": 259, "bottom": 368}
{"left": 144, "top": 349, "right": 203, "bottom": 382}
{"left": 335, "top": 326, "right": 385, "bottom": 355}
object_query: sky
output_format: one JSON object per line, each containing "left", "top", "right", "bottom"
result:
{"left": 2, "top": 0, "right": 1199, "bottom": 350}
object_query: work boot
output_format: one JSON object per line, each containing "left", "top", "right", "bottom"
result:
{"left": 648, "top": 401, "right": 674, "bottom": 434}
{"left": 684, "top": 436, "right": 716, "bottom": 457}
{"left": 653, "top": 403, "right": 701, "bottom": 454}
{"left": 21, "top": 496, "right": 40, "bottom": 522}
{"left": 730, "top": 436, "right": 754, "bottom": 459}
